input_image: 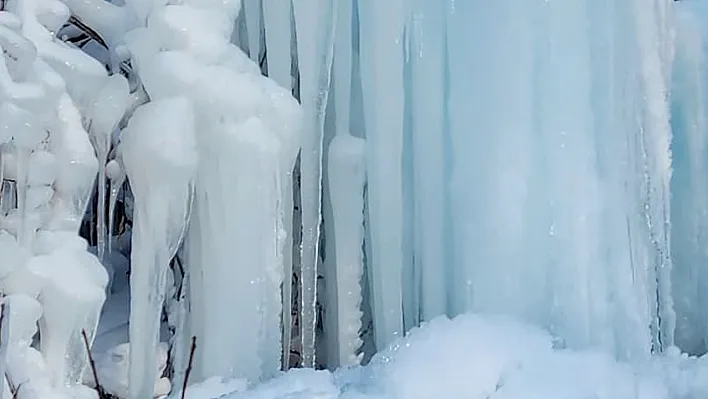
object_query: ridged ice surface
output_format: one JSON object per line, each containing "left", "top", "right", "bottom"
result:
{"left": 8, "top": 0, "right": 708, "bottom": 397}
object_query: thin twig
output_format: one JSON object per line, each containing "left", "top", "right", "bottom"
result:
{"left": 10, "top": 382, "right": 22, "bottom": 399}
{"left": 0, "top": 301, "right": 13, "bottom": 399}
{"left": 68, "top": 15, "right": 108, "bottom": 49}
{"left": 181, "top": 336, "right": 197, "bottom": 399}
{"left": 174, "top": 255, "right": 185, "bottom": 299}
{"left": 81, "top": 329, "right": 106, "bottom": 399}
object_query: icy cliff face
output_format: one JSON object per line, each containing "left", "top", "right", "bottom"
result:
{"left": 671, "top": 0, "right": 708, "bottom": 356}
{"left": 4, "top": 0, "right": 708, "bottom": 397}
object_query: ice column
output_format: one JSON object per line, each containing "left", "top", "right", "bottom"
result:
{"left": 121, "top": 98, "right": 197, "bottom": 399}
{"left": 325, "top": 0, "right": 366, "bottom": 367}
{"left": 628, "top": 0, "right": 676, "bottom": 352}
{"left": 262, "top": 0, "right": 296, "bottom": 367}
{"left": 670, "top": 0, "right": 708, "bottom": 354}
{"left": 244, "top": 0, "right": 262, "bottom": 62}
{"left": 293, "top": 0, "right": 338, "bottom": 366}
{"left": 356, "top": 0, "right": 405, "bottom": 349}
{"left": 125, "top": 0, "right": 301, "bottom": 383}
{"left": 409, "top": 0, "right": 447, "bottom": 322}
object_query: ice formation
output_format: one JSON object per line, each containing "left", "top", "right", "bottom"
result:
{"left": 292, "top": 0, "right": 337, "bottom": 368}
{"left": 118, "top": 0, "right": 300, "bottom": 390}
{"left": 120, "top": 97, "right": 196, "bottom": 398}
{"left": 324, "top": 0, "right": 366, "bottom": 368}
{"left": 3, "top": 0, "right": 708, "bottom": 398}
{"left": 0, "top": 0, "right": 109, "bottom": 396}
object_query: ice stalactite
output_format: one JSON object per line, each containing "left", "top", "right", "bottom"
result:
{"left": 244, "top": 0, "right": 262, "bottom": 62}
{"left": 262, "top": 0, "right": 296, "bottom": 368}
{"left": 106, "top": 158, "right": 126, "bottom": 254}
{"left": 409, "top": 0, "right": 447, "bottom": 323}
{"left": 325, "top": 0, "right": 365, "bottom": 367}
{"left": 293, "top": 0, "right": 338, "bottom": 367}
{"left": 327, "top": 135, "right": 366, "bottom": 367}
{"left": 263, "top": 0, "right": 292, "bottom": 89}
{"left": 357, "top": 0, "right": 406, "bottom": 350}
{"left": 264, "top": 0, "right": 299, "bottom": 371}
{"left": 87, "top": 74, "right": 129, "bottom": 262}
{"left": 121, "top": 97, "right": 197, "bottom": 399}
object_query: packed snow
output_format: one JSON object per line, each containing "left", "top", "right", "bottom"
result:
{"left": 176, "top": 314, "right": 708, "bottom": 399}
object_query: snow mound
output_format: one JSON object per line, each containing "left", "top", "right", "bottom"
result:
{"left": 178, "top": 314, "right": 708, "bottom": 399}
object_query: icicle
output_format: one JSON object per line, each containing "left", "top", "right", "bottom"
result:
{"left": 263, "top": 0, "right": 296, "bottom": 370}
{"left": 356, "top": 0, "right": 405, "bottom": 349}
{"left": 0, "top": 102, "right": 45, "bottom": 248}
{"left": 263, "top": 0, "right": 292, "bottom": 89}
{"left": 333, "top": 0, "right": 352, "bottom": 141}
{"left": 106, "top": 159, "right": 126, "bottom": 254}
{"left": 281, "top": 179, "right": 294, "bottom": 371}
{"left": 409, "top": 0, "right": 446, "bottom": 322}
{"left": 324, "top": 0, "right": 365, "bottom": 367}
{"left": 88, "top": 74, "right": 129, "bottom": 262}
{"left": 244, "top": 0, "right": 263, "bottom": 62}
{"left": 121, "top": 98, "right": 197, "bottom": 399}
{"left": 15, "top": 150, "right": 28, "bottom": 247}
{"left": 293, "top": 0, "right": 338, "bottom": 367}
{"left": 327, "top": 134, "right": 366, "bottom": 367}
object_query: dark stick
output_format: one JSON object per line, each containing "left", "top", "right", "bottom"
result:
{"left": 68, "top": 15, "right": 108, "bottom": 49}
{"left": 10, "top": 383, "right": 21, "bottom": 399}
{"left": 81, "top": 329, "right": 106, "bottom": 399}
{"left": 0, "top": 302, "right": 13, "bottom": 398}
{"left": 181, "top": 336, "right": 197, "bottom": 399}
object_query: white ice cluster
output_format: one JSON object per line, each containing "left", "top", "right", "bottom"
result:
{"left": 0, "top": 0, "right": 111, "bottom": 397}
{"left": 120, "top": 2, "right": 301, "bottom": 395}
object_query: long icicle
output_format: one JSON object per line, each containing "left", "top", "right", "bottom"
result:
{"left": 327, "top": 0, "right": 366, "bottom": 367}
{"left": 293, "top": 0, "right": 339, "bottom": 367}
{"left": 263, "top": 0, "right": 296, "bottom": 370}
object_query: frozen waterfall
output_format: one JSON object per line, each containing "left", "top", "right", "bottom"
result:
{"left": 1, "top": 0, "right": 708, "bottom": 397}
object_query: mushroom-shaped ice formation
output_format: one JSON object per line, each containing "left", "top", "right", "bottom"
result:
{"left": 120, "top": 96, "right": 197, "bottom": 399}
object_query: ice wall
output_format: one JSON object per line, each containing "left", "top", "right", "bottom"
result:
{"left": 8, "top": 0, "right": 708, "bottom": 395}
{"left": 670, "top": 0, "right": 708, "bottom": 355}
{"left": 327, "top": 0, "right": 678, "bottom": 362}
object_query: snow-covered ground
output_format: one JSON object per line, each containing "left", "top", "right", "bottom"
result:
{"left": 174, "top": 314, "right": 708, "bottom": 399}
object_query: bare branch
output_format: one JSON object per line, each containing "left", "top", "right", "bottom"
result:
{"left": 181, "top": 336, "right": 197, "bottom": 399}
{"left": 81, "top": 329, "right": 107, "bottom": 399}
{"left": 68, "top": 15, "right": 108, "bottom": 49}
